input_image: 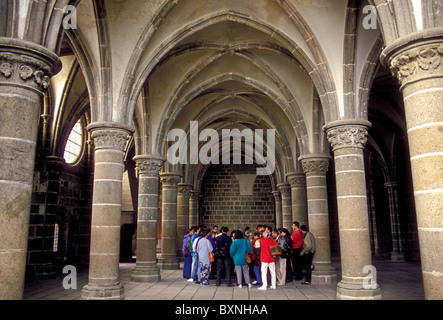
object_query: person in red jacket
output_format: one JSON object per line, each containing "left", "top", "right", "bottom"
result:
{"left": 258, "top": 235, "right": 277, "bottom": 290}
{"left": 290, "top": 221, "right": 303, "bottom": 280}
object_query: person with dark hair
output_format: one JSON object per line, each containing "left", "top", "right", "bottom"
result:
{"left": 215, "top": 226, "right": 233, "bottom": 287}
{"left": 229, "top": 230, "right": 252, "bottom": 288}
{"left": 182, "top": 226, "right": 196, "bottom": 279}
{"left": 251, "top": 231, "right": 262, "bottom": 286}
{"left": 272, "top": 229, "right": 287, "bottom": 286}
{"left": 258, "top": 232, "right": 277, "bottom": 290}
{"left": 195, "top": 228, "right": 213, "bottom": 286}
{"left": 281, "top": 228, "right": 293, "bottom": 283}
{"left": 300, "top": 225, "right": 316, "bottom": 285}
{"left": 188, "top": 226, "right": 202, "bottom": 283}
{"left": 290, "top": 221, "right": 303, "bottom": 280}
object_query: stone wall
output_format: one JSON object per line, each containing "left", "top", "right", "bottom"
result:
{"left": 200, "top": 164, "right": 274, "bottom": 231}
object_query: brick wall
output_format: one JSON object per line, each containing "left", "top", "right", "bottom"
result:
{"left": 200, "top": 164, "right": 274, "bottom": 231}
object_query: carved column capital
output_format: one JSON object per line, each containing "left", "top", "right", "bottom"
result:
{"left": 381, "top": 30, "right": 443, "bottom": 88}
{"left": 323, "top": 120, "right": 371, "bottom": 151}
{"left": 177, "top": 183, "right": 193, "bottom": 196}
{"left": 271, "top": 190, "right": 281, "bottom": 201}
{"left": 286, "top": 172, "right": 306, "bottom": 187}
{"left": 277, "top": 183, "right": 291, "bottom": 196}
{"left": 159, "top": 172, "right": 182, "bottom": 186}
{"left": 0, "top": 38, "right": 59, "bottom": 94}
{"left": 87, "top": 122, "right": 134, "bottom": 152}
{"left": 133, "top": 155, "right": 165, "bottom": 176}
{"left": 299, "top": 154, "right": 331, "bottom": 175}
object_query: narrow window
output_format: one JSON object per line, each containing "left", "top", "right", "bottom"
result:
{"left": 64, "top": 120, "right": 83, "bottom": 164}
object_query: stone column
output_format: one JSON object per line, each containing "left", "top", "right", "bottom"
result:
{"left": 189, "top": 191, "right": 199, "bottom": 226}
{"left": 272, "top": 190, "right": 282, "bottom": 229}
{"left": 131, "top": 155, "right": 164, "bottom": 282}
{"left": 384, "top": 182, "right": 405, "bottom": 261}
{"left": 324, "top": 119, "right": 381, "bottom": 300}
{"left": 0, "top": 38, "right": 58, "bottom": 300}
{"left": 177, "top": 183, "right": 192, "bottom": 258}
{"left": 299, "top": 154, "right": 337, "bottom": 285}
{"left": 287, "top": 172, "right": 308, "bottom": 227}
{"left": 81, "top": 123, "right": 133, "bottom": 300}
{"left": 277, "top": 183, "right": 292, "bottom": 230}
{"left": 381, "top": 32, "right": 443, "bottom": 299}
{"left": 158, "top": 172, "right": 181, "bottom": 269}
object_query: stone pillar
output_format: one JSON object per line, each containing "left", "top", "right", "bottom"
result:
{"left": 277, "top": 183, "right": 292, "bottom": 230}
{"left": 131, "top": 155, "right": 164, "bottom": 282}
{"left": 0, "top": 38, "right": 58, "bottom": 300}
{"left": 158, "top": 172, "right": 181, "bottom": 269}
{"left": 384, "top": 182, "right": 405, "bottom": 261}
{"left": 272, "top": 190, "right": 283, "bottom": 229}
{"left": 177, "top": 183, "right": 192, "bottom": 258}
{"left": 324, "top": 119, "right": 381, "bottom": 300}
{"left": 287, "top": 172, "right": 308, "bottom": 227}
{"left": 381, "top": 32, "right": 443, "bottom": 299}
{"left": 189, "top": 191, "right": 199, "bottom": 226}
{"left": 81, "top": 123, "right": 133, "bottom": 300}
{"left": 299, "top": 154, "right": 337, "bottom": 285}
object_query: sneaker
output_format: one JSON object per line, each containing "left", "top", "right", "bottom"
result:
{"left": 248, "top": 283, "right": 252, "bottom": 288}
{"left": 251, "top": 280, "right": 257, "bottom": 285}
{"left": 277, "top": 282, "right": 285, "bottom": 286}
{"left": 187, "top": 278, "right": 194, "bottom": 282}
{"left": 238, "top": 284, "right": 242, "bottom": 289}
{"left": 270, "top": 286, "right": 276, "bottom": 289}
{"left": 301, "top": 281, "right": 311, "bottom": 285}
{"left": 258, "top": 286, "right": 267, "bottom": 290}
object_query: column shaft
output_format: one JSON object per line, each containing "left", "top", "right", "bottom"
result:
{"left": 0, "top": 39, "right": 58, "bottom": 300}
{"left": 287, "top": 173, "right": 308, "bottom": 227}
{"left": 277, "top": 184, "right": 292, "bottom": 230}
{"left": 382, "top": 34, "right": 443, "bottom": 299}
{"left": 272, "top": 191, "right": 282, "bottom": 229}
{"left": 81, "top": 123, "right": 132, "bottom": 300}
{"left": 158, "top": 173, "right": 181, "bottom": 269}
{"left": 384, "top": 182, "right": 404, "bottom": 261}
{"left": 189, "top": 191, "right": 199, "bottom": 226}
{"left": 325, "top": 120, "right": 381, "bottom": 300}
{"left": 177, "top": 183, "right": 192, "bottom": 258}
{"left": 300, "top": 155, "right": 337, "bottom": 285}
{"left": 131, "top": 155, "right": 164, "bottom": 282}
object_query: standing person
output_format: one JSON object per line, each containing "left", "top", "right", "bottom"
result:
{"left": 188, "top": 226, "right": 201, "bottom": 283}
{"left": 207, "top": 228, "right": 217, "bottom": 279}
{"left": 272, "top": 230, "right": 287, "bottom": 286}
{"left": 290, "top": 221, "right": 303, "bottom": 280}
{"left": 258, "top": 234, "right": 277, "bottom": 290}
{"left": 196, "top": 228, "right": 213, "bottom": 286}
{"left": 251, "top": 231, "right": 262, "bottom": 286}
{"left": 281, "top": 228, "right": 293, "bottom": 283}
{"left": 229, "top": 230, "right": 252, "bottom": 288}
{"left": 215, "top": 227, "right": 233, "bottom": 287}
{"left": 182, "top": 226, "right": 195, "bottom": 279}
{"left": 300, "top": 225, "right": 316, "bottom": 285}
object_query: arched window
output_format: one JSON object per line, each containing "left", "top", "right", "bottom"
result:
{"left": 64, "top": 120, "right": 83, "bottom": 164}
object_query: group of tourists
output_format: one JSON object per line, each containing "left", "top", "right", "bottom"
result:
{"left": 182, "top": 221, "right": 316, "bottom": 289}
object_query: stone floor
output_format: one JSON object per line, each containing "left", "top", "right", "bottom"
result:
{"left": 23, "top": 258, "right": 425, "bottom": 300}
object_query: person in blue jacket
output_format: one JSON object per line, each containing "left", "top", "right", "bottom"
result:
{"left": 229, "top": 230, "right": 252, "bottom": 288}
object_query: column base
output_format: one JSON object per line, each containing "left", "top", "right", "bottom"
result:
{"left": 311, "top": 264, "right": 337, "bottom": 284}
{"left": 336, "top": 281, "right": 382, "bottom": 300}
{"left": 81, "top": 283, "right": 125, "bottom": 300}
{"left": 131, "top": 267, "right": 161, "bottom": 283}
{"left": 158, "top": 256, "right": 179, "bottom": 270}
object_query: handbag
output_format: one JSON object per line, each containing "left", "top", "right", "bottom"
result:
{"left": 207, "top": 241, "right": 215, "bottom": 263}
{"left": 270, "top": 239, "right": 282, "bottom": 257}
